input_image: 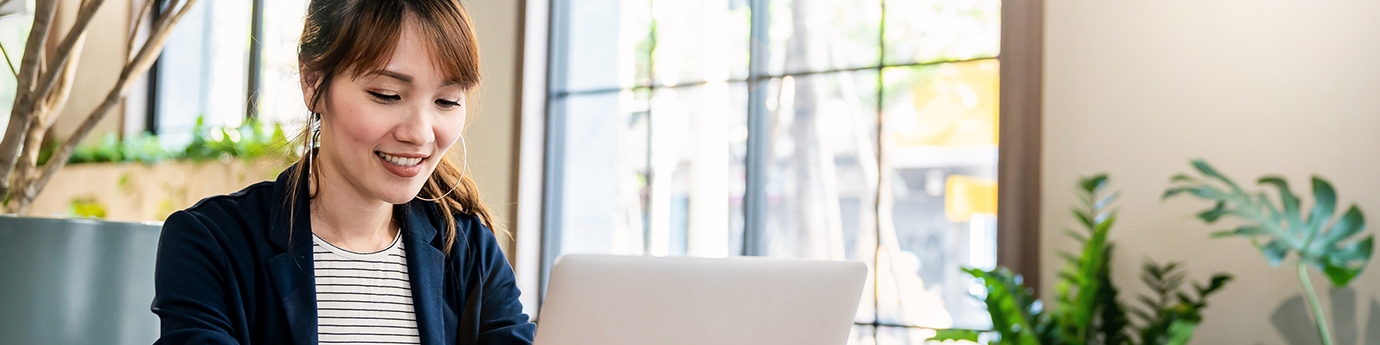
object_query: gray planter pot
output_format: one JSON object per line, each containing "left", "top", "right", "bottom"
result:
{"left": 0, "top": 216, "right": 161, "bottom": 345}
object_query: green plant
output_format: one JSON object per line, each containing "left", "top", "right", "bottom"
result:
{"left": 956, "top": 266, "right": 1045, "bottom": 345}
{"left": 183, "top": 116, "right": 292, "bottom": 163}
{"left": 51, "top": 132, "right": 176, "bottom": 165}
{"left": 1052, "top": 175, "right": 1130, "bottom": 345}
{"left": 1131, "top": 260, "right": 1231, "bottom": 345}
{"left": 34, "top": 116, "right": 293, "bottom": 166}
{"left": 934, "top": 175, "right": 1229, "bottom": 345}
{"left": 67, "top": 196, "right": 105, "bottom": 218}
{"left": 1165, "top": 159, "right": 1374, "bottom": 345}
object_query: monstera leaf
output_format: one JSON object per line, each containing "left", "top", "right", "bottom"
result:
{"left": 1165, "top": 159, "right": 1374, "bottom": 286}
{"left": 1166, "top": 159, "right": 1371, "bottom": 345}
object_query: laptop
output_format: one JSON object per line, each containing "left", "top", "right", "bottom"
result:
{"left": 533, "top": 254, "right": 868, "bottom": 345}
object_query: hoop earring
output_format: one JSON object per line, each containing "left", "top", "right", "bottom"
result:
{"left": 307, "top": 112, "right": 321, "bottom": 172}
{"left": 310, "top": 112, "right": 322, "bottom": 149}
{"left": 416, "top": 135, "right": 468, "bottom": 202}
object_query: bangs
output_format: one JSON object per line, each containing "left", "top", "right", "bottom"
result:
{"left": 310, "top": 0, "right": 481, "bottom": 89}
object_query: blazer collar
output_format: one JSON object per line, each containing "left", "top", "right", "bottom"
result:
{"left": 268, "top": 166, "right": 312, "bottom": 251}
{"left": 399, "top": 198, "right": 455, "bottom": 345}
{"left": 267, "top": 167, "right": 444, "bottom": 250}
{"left": 265, "top": 166, "right": 452, "bottom": 345}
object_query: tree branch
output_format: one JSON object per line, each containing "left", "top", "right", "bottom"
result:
{"left": 37, "top": 37, "right": 81, "bottom": 130}
{"left": 127, "top": 0, "right": 155, "bottom": 58}
{"left": 0, "top": 43, "right": 17, "bottom": 78}
{"left": 7, "top": 110, "right": 49, "bottom": 213}
{"left": 26, "top": 0, "right": 199, "bottom": 201}
{"left": 31, "top": 0, "right": 106, "bottom": 106}
{"left": 9, "top": 46, "right": 79, "bottom": 213}
{"left": 0, "top": 0, "right": 61, "bottom": 201}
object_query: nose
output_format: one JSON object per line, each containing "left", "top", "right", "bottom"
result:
{"left": 393, "top": 105, "right": 435, "bottom": 147}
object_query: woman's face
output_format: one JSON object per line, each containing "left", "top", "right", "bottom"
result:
{"left": 307, "top": 20, "right": 467, "bottom": 205}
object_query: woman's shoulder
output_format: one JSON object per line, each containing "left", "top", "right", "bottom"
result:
{"left": 164, "top": 181, "right": 279, "bottom": 236}
{"left": 442, "top": 210, "right": 496, "bottom": 243}
{"left": 183, "top": 181, "right": 278, "bottom": 219}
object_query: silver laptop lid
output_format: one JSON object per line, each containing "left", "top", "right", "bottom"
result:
{"left": 534, "top": 254, "right": 867, "bottom": 345}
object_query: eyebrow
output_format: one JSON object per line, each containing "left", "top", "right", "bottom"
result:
{"left": 372, "top": 69, "right": 461, "bottom": 88}
{"left": 375, "top": 69, "right": 413, "bottom": 83}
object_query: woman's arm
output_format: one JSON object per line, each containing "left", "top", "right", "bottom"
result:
{"left": 151, "top": 210, "right": 242, "bottom": 344}
{"left": 469, "top": 219, "right": 537, "bottom": 345}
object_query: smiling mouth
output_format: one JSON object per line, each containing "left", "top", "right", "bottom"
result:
{"left": 375, "top": 151, "right": 426, "bottom": 167}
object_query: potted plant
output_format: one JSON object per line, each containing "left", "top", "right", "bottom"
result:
{"left": 1165, "top": 160, "right": 1373, "bottom": 345}
{"left": 935, "top": 175, "right": 1231, "bottom": 345}
{"left": 0, "top": 0, "right": 197, "bottom": 213}
{"left": 0, "top": 1, "right": 199, "bottom": 343}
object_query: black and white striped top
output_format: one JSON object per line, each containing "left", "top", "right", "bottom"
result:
{"left": 313, "top": 232, "right": 421, "bottom": 344}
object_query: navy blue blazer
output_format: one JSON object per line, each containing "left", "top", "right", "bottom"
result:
{"left": 152, "top": 167, "right": 535, "bottom": 344}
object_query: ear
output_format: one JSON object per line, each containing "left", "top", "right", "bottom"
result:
{"left": 299, "top": 61, "right": 325, "bottom": 113}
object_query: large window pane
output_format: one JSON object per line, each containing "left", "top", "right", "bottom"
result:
{"left": 651, "top": 0, "right": 750, "bottom": 86}
{"left": 156, "top": 0, "right": 252, "bottom": 147}
{"left": 647, "top": 83, "right": 748, "bottom": 257}
{"left": 553, "top": 90, "right": 652, "bottom": 256}
{"left": 542, "top": 0, "right": 1007, "bottom": 337}
{"left": 551, "top": 83, "right": 747, "bottom": 258}
{"left": 255, "top": 0, "right": 311, "bottom": 127}
{"left": 760, "top": 70, "right": 878, "bottom": 322}
{"left": 883, "top": 0, "right": 1000, "bottom": 65}
{"left": 554, "top": 0, "right": 653, "bottom": 93}
{"left": 879, "top": 59, "right": 999, "bottom": 329}
{"left": 766, "top": 0, "right": 882, "bottom": 76}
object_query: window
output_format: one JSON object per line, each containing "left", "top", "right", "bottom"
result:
{"left": 541, "top": 0, "right": 1007, "bottom": 342}
{"left": 149, "top": 0, "right": 309, "bottom": 142}
{"left": 153, "top": 0, "right": 252, "bottom": 146}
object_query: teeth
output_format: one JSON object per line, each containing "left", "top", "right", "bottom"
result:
{"left": 376, "top": 152, "right": 423, "bottom": 167}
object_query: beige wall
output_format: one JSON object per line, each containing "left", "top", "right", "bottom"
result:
{"left": 463, "top": 0, "right": 524, "bottom": 253}
{"left": 1044, "top": 1, "right": 1380, "bottom": 343}
{"left": 50, "top": 0, "right": 128, "bottom": 144}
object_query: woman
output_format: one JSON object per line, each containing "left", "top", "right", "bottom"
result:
{"left": 151, "top": 1, "right": 534, "bottom": 344}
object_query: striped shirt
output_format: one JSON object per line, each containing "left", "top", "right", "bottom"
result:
{"left": 313, "top": 232, "right": 421, "bottom": 344}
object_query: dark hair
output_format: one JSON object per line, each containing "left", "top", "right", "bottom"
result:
{"left": 286, "top": 0, "right": 497, "bottom": 254}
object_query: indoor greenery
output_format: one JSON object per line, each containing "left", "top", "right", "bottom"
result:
{"left": 934, "top": 175, "right": 1231, "bottom": 345}
{"left": 30, "top": 116, "right": 292, "bottom": 220}
{"left": 181, "top": 116, "right": 293, "bottom": 163}
{"left": 1164, "top": 159, "right": 1374, "bottom": 345}
{"left": 37, "top": 116, "right": 294, "bottom": 166}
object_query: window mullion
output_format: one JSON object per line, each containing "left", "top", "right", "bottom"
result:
{"left": 741, "top": 0, "right": 770, "bottom": 257}
{"left": 245, "top": 0, "right": 265, "bottom": 120}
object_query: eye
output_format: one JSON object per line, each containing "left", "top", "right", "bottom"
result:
{"left": 367, "top": 91, "right": 401, "bottom": 103}
{"left": 435, "top": 99, "right": 462, "bottom": 110}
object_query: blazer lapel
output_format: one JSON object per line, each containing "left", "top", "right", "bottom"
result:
{"left": 403, "top": 201, "right": 456, "bottom": 345}
{"left": 266, "top": 167, "right": 317, "bottom": 345}
{"left": 267, "top": 246, "right": 316, "bottom": 345}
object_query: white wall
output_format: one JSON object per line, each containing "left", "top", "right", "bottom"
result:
{"left": 1043, "top": 1, "right": 1380, "bottom": 343}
